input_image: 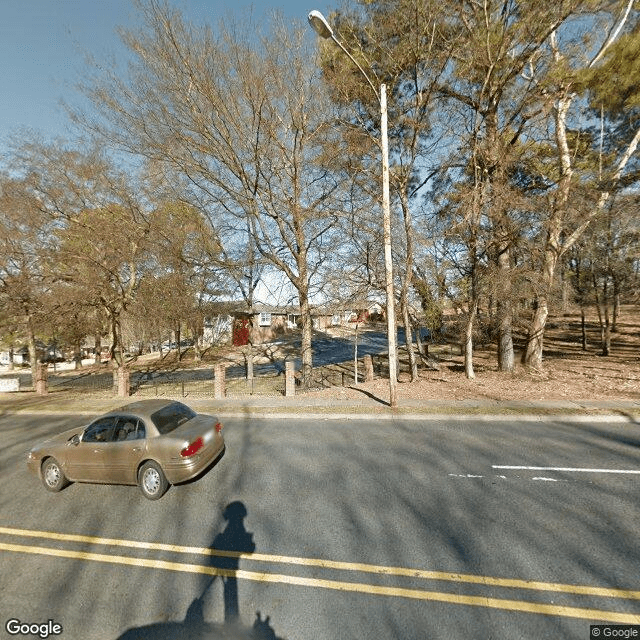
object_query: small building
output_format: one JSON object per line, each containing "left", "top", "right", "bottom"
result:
{"left": 311, "top": 301, "right": 384, "bottom": 331}
{"left": 231, "top": 306, "right": 299, "bottom": 346}
{"left": 226, "top": 300, "right": 384, "bottom": 346}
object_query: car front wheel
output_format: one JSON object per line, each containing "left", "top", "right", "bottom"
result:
{"left": 138, "top": 461, "right": 169, "bottom": 500}
{"left": 42, "top": 458, "right": 69, "bottom": 492}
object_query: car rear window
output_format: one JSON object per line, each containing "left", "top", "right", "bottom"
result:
{"left": 150, "top": 402, "right": 197, "bottom": 434}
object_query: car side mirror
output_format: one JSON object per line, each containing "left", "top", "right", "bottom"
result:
{"left": 69, "top": 434, "right": 80, "bottom": 446}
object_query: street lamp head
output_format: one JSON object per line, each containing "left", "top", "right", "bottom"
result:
{"left": 308, "top": 10, "right": 333, "bottom": 39}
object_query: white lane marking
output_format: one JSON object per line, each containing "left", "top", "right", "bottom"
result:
{"left": 448, "top": 473, "right": 566, "bottom": 483}
{"left": 493, "top": 466, "right": 640, "bottom": 475}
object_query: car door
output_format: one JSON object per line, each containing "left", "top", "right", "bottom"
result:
{"left": 101, "top": 416, "right": 147, "bottom": 484}
{"left": 66, "top": 416, "right": 117, "bottom": 482}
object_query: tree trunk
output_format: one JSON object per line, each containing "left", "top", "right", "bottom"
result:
{"left": 415, "top": 326, "right": 426, "bottom": 358}
{"left": 580, "top": 306, "right": 588, "bottom": 350}
{"left": 524, "top": 298, "right": 548, "bottom": 370}
{"left": 603, "top": 312, "right": 611, "bottom": 356}
{"left": 523, "top": 220, "right": 561, "bottom": 369}
{"left": 497, "top": 297, "right": 514, "bottom": 372}
{"left": 109, "top": 310, "right": 124, "bottom": 367}
{"left": 496, "top": 244, "right": 514, "bottom": 372}
{"left": 524, "top": 89, "right": 570, "bottom": 370}
{"left": 175, "top": 324, "right": 182, "bottom": 361}
{"left": 399, "top": 190, "right": 418, "bottom": 381}
{"left": 27, "top": 326, "right": 38, "bottom": 389}
{"left": 94, "top": 332, "right": 102, "bottom": 365}
{"left": 299, "top": 289, "right": 313, "bottom": 389}
{"left": 464, "top": 301, "right": 477, "bottom": 379}
{"left": 73, "top": 343, "right": 82, "bottom": 370}
{"left": 24, "top": 305, "right": 39, "bottom": 386}
{"left": 193, "top": 339, "right": 202, "bottom": 362}
{"left": 612, "top": 289, "right": 620, "bottom": 332}
{"left": 402, "top": 299, "right": 418, "bottom": 381}
{"left": 598, "top": 300, "right": 611, "bottom": 356}
{"left": 561, "top": 263, "right": 570, "bottom": 313}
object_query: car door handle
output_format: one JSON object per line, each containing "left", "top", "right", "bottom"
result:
{"left": 131, "top": 447, "right": 141, "bottom": 453}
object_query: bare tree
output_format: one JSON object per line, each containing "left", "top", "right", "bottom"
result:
{"left": 11, "top": 143, "right": 153, "bottom": 370}
{"left": 522, "top": 0, "right": 639, "bottom": 369}
{"left": 75, "top": 2, "right": 344, "bottom": 387}
{"left": 0, "top": 178, "right": 55, "bottom": 382}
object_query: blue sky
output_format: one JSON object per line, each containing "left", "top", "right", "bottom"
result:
{"left": 0, "top": 0, "right": 334, "bottom": 147}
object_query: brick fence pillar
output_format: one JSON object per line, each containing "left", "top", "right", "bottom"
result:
{"left": 285, "top": 359, "right": 296, "bottom": 397}
{"left": 364, "top": 354, "right": 374, "bottom": 382}
{"left": 35, "top": 362, "right": 48, "bottom": 395}
{"left": 214, "top": 364, "right": 226, "bottom": 399}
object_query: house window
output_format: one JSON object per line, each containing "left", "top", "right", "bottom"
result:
{"left": 331, "top": 314, "right": 341, "bottom": 326}
{"left": 259, "top": 312, "right": 272, "bottom": 327}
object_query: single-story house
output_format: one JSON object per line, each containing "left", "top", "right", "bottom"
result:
{"left": 230, "top": 305, "right": 300, "bottom": 346}
{"left": 311, "top": 301, "right": 385, "bottom": 331}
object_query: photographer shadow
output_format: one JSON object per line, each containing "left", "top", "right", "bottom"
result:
{"left": 116, "top": 501, "right": 284, "bottom": 640}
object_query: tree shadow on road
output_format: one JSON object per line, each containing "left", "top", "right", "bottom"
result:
{"left": 115, "top": 501, "right": 285, "bottom": 640}
{"left": 347, "top": 385, "right": 390, "bottom": 407}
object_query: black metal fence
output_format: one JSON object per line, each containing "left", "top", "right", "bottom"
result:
{"left": 131, "top": 369, "right": 286, "bottom": 398}
{"left": 0, "top": 370, "right": 114, "bottom": 394}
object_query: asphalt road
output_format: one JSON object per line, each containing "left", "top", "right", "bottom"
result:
{"left": 1, "top": 412, "right": 639, "bottom": 639}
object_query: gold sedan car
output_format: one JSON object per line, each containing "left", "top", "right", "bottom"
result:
{"left": 27, "top": 399, "right": 225, "bottom": 500}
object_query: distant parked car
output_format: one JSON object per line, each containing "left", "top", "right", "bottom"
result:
{"left": 27, "top": 399, "right": 225, "bottom": 499}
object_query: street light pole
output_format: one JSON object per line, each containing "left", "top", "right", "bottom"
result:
{"left": 308, "top": 10, "right": 398, "bottom": 407}
{"left": 379, "top": 83, "right": 398, "bottom": 407}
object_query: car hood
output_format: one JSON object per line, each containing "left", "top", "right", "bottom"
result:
{"left": 30, "top": 426, "right": 85, "bottom": 453}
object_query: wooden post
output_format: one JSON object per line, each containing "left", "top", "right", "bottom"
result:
{"left": 214, "top": 364, "right": 226, "bottom": 399}
{"left": 364, "top": 354, "right": 374, "bottom": 382}
{"left": 285, "top": 359, "right": 296, "bottom": 397}
{"left": 35, "top": 363, "right": 48, "bottom": 395}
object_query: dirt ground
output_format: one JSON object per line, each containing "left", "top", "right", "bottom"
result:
{"left": 307, "top": 306, "right": 640, "bottom": 403}
{"left": 23, "top": 305, "right": 635, "bottom": 406}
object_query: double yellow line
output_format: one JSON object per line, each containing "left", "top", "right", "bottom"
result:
{"left": 1, "top": 525, "right": 639, "bottom": 623}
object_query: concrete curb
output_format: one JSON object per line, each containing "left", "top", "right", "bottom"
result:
{"left": 209, "top": 410, "right": 637, "bottom": 423}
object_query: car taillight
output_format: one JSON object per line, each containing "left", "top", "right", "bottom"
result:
{"left": 215, "top": 422, "right": 223, "bottom": 434}
{"left": 180, "top": 437, "right": 204, "bottom": 457}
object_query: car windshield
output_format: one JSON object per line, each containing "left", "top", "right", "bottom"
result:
{"left": 150, "top": 402, "right": 197, "bottom": 434}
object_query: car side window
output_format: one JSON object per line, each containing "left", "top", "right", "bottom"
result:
{"left": 135, "top": 420, "right": 146, "bottom": 440}
{"left": 83, "top": 417, "right": 117, "bottom": 443}
{"left": 114, "top": 417, "right": 146, "bottom": 441}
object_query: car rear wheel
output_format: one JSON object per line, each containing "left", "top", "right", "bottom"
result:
{"left": 138, "top": 461, "right": 169, "bottom": 500}
{"left": 42, "top": 458, "right": 69, "bottom": 492}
